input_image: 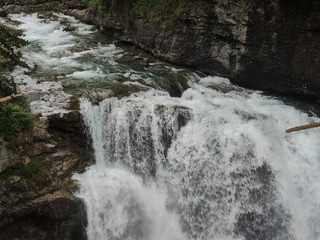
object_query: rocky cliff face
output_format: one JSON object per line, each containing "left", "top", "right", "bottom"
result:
{"left": 0, "top": 122, "right": 89, "bottom": 239}
{"left": 0, "top": 110, "right": 90, "bottom": 240}
{"left": 2, "top": 0, "right": 320, "bottom": 99}
{"left": 0, "top": 64, "right": 91, "bottom": 239}
{"left": 68, "top": 0, "right": 320, "bottom": 99}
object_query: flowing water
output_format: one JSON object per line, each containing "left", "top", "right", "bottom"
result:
{"left": 3, "top": 12, "right": 320, "bottom": 240}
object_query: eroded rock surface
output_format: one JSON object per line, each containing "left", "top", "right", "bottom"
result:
{"left": 2, "top": 0, "right": 320, "bottom": 99}
{"left": 0, "top": 65, "right": 91, "bottom": 239}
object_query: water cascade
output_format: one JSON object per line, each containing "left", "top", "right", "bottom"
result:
{"left": 76, "top": 77, "right": 320, "bottom": 240}
{"left": 3, "top": 12, "right": 320, "bottom": 240}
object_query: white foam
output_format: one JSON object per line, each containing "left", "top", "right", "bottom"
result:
{"left": 79, "top": 75, "right": 320, "bottom": 240}
{"left": 74, "top": 167, "right": 186, "bottom": 240}
{"left": 66, "top": 68, "right": 105, "bottom": 80}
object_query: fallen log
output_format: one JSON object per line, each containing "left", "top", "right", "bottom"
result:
{"left": 0, "top": 96, "right": 12, "bottom": 103}
{"left": 286, "top": 122, "right": 320, "bottom": 133}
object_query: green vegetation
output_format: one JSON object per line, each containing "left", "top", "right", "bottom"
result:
{"left": 0, "top": 74, "right": 17, "bottom": 96}
{"left": 10, "top": 155, "right": 51, "bottom": 192}
{"left": 0, "top": 24, "right": 32, "bottom": 141}
{"left": 19, "top": 156, "right": 40, "bottom": 178}
{"left": 0, "top": 102, "right": 33, "bottom": 141}
{"left": 14, "top": 179, "right": 29, "bottom": 191}
{"left": 0, "top": 24, "right": 28, "bottom": 66}
{"left": 82, "top": 0, "right": 194, "bottom": 21}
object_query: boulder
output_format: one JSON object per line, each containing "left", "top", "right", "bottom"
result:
{"left": 32, "top": 190, "right": 80, "bottom": 219}
{"left": 33, "top": 116, "right": 49, "bottom": 141}
{"left": 37, "top": 12, "right": 53, "bottom": 19}
{"left": 0, "top": 142, "right": 18, "bottom": 173}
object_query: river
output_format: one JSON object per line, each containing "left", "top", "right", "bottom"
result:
{"left": 3, "top": 12, "right": 320, "bottom": 240}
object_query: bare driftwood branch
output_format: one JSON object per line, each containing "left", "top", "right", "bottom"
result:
{"left": 286, "top": 122, "right": 320, "bottom": 133}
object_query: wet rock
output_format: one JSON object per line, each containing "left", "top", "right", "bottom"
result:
{"left": 0, "top": 8, "right": 8, "bottom": 17}
{"left": 23, "top": 156, "right": 31, "bottom": 165}
{"left": 36, "top": 75, "right": 57, "bottom": 83}
{"left": 31, "top": 190, "right": 79, "bottom": 219}
{"left": 48, "top": 110, "right": 81, "bottom": 132}
{"left": 59, "top": 0, "right": 320, "bottom": 99}
{"left": 0, "top": 190, "right": 87, "bottom": 240}
{"left": 59, "top": 17, "right": 70, "bottom": 25}
{"left": 86, "top": 89, "right": 113, "bottom": 104}
{"left": 42, "top": 143, "right": 56, "bottom": 153}
{"left": 27, "top": 142, "right": 45, "bottom": 156}
{"left": 233, "top": 163, "right": 294, "bottom": 240}
{"left": 140, "top": 59, "right": 150, "bottom": 68}
{"left": 110, "top": 82, "right": 150, "bottom": 99}
{"left": 133, "top": 55, "right": 144, "bottom": 61}
{"left": 0, "top": 59, "right": 11, "bottom": 73}
{"left": 0, "top": 61, "right": 89, "bottom": 240}
{"left": 154, "top": 104, "right": 192, "bottom": 159}
{"left": 8, "top": 176, "right": 20, "bottom": 184}
{"left": 0, "top": 143, "right": 17, "bottom": 173}
{"left": 63, "top": 26, "right": 76, "bottom": 32}
{"left": 33, "top": 116, "right": 49, "bottom": 140}
{"left": 37, "top": 11, "right": 53, "bottom": 19}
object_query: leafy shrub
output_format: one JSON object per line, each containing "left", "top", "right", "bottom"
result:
{"left": 0, "top": 24, "right": 28, "bottom": 66}
{"left": 0, "top": 74, "right": 16, "bottom": 96}
{"left": 0, "top": 102, "right": 33, "bottom": 141}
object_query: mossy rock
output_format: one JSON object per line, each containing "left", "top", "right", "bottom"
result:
{"left": 0, "top": 102, "right": 33, "bottom": 141}
{"left": 62, "top": 177, "right": 79, "bottom": 193}
{"left": 110, "top": 82, "right": 150, "bottom": 99}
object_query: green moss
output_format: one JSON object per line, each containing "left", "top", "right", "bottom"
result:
{"left": 0, "top": 102, "right": 33, "bottom": 141}
{"left": 0, "top": 153, "right": 52, "bottom": 194}
{"left": 14, "top": 179, "right": 29, "bottom": 191}
{"left": 19, "top": 156, "right": 40, "bottom": 178}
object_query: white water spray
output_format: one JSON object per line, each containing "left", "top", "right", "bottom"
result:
{"left": 76, "top": 76, "right": 320, "bottom": 240}
{"left": 5, "top": 12, "right": 320, "bottom": 240}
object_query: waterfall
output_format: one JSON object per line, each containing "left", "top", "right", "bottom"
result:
{"left": 75, "top": 76, "right": 320, "bottom": 240}
{"left": 7, "top": 11, "right": 319, "bottom": 240}
{"left": 76, "top": 90, "right": 190, "bottom": 240}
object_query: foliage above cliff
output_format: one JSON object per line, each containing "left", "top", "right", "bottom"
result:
{"left": 0, "top": 24, "right": 28, "bottom": 66}
{"left": 83, "top": 0, "right": 194, "bottom": 20}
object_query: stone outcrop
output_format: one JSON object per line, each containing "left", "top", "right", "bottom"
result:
{"left": 0, "top": 65, "right": 91, "bottom": 239}
{"left": 0, "top": 190, "right": 87, "bottom": 240}
{"left": 0, "top": 142, "right": 17, "bottom": 172}
{"left": 2, "top": 0, "right": 320, "bottom": 99}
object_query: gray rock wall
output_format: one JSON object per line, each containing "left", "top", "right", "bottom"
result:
{"left": 70, "top": 0, "right": 320, "bottom": 99}
{"left": 2, "top": 0, "right": 320, "bottom": 98}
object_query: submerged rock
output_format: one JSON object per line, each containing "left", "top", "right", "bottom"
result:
{"left": 37, "top": 11, "right": 56, "bottom": 20}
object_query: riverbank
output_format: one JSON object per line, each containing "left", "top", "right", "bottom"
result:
{"left": 2, "top": 0, "right": 320, "bottom": 101}
{"left": 0, "top": 64, "right": 91, "bottom": 239}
